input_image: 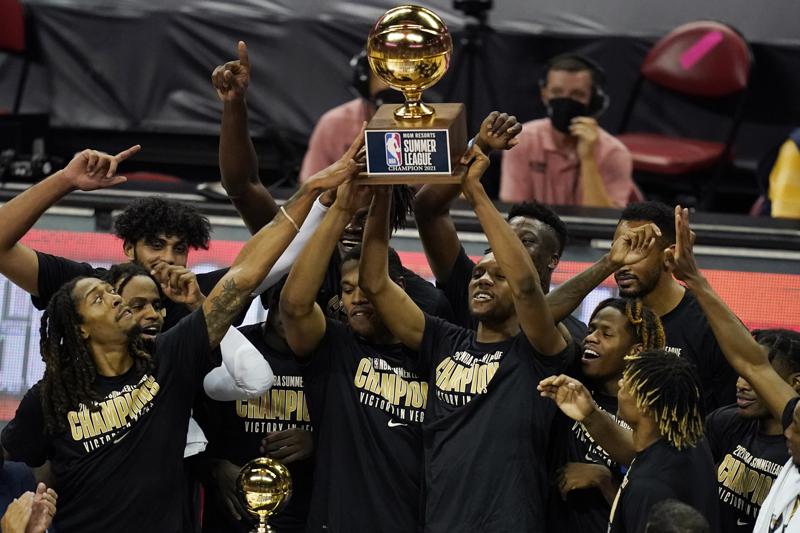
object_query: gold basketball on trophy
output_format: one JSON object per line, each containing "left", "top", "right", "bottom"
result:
{"left": 237, "top": 457, "right": 292, "bottom": 533}
{"left": 367, "top": 4, "right": 452, "bottom": 119}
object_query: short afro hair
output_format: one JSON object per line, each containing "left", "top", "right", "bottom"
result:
{"left": 103, "top": 262, "right": 163, "bottom": 300}
{"left": 113, "top": 197, "right": 211, "bottom": 250}
{"left": 507, "top": 201, "right": 568, "bottom": 255}
{"left": 341, "top": 244, "right": 405, "bottom": 282}
{"left": 620, "top": 201, "right": 676, "bottom": 246}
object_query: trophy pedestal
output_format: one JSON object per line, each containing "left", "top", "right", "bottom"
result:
{"left": 360, "top": 103, "right": 468, "bottom": 185}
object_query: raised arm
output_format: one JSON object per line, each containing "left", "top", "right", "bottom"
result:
{"left": 547, "top": 223, "right": 660, "bottom": 322}
{"left": 279, "top": 137, "right": 369, "bottom": 359}
{"left": 667, "top": 206, "right": 798, "bottom": 421}
{"left": 250, "top": 196, "right": 328, "bottom": 296}
{"left": 212, "top": 41, "right": 279, "bottom": 233}
{"left": 539, "top": 374, "right": 637, "bottom": 465}
{"left": 0, "top": 146, "right": 140, "bottom": 296}
{"left": 204, "top": 131, "right": 364, "bottom": 349}
{"left": 461, "top": 145, "right": 565, "bottom": 355}
{"left": 359, "top": 187, "right": 426, "bottom": 350}
{"left": 414, "top": 111, "right": 521, "bottom": 282}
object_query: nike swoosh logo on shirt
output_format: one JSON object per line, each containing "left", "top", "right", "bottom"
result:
{"left": 113, "top": 432, "right": 128, "bottom": 444}
{"left": 387, "top": 420, "right": 408, "bottom": 428}
{"left": 736, "top": 519, "right": 750, "bottom": 526}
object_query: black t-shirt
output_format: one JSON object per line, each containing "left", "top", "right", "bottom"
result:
{"left": 437, "top": 245, "right": 588, "bottom": 341}
{"left": 202, "top": 324, "right": 314, "bottom": 533}
{"left": 660, "top": 290, "right": 736, "bottom": 414}
{"left": 302, "top": 319, "right": 427, "bottom": 533}
{"left": 548, "top": 392, "right": 628, "bottom": 533}
{"left": 705, "top": 404, "right": 789, "bottom": 532}
{"left": 33, "top": 251, "right": 234, "bottom": 331}
{"left": 1, "top": 310, "right": 211, "bottom": 533}
{"left": 608, "top": 439, "right": 720, "bottom": 533}
{"left": 420, "top": 315, "right": 573, "bottom": 533}
{"left": 319, "top": 250, "right": 455, "bottom": 322}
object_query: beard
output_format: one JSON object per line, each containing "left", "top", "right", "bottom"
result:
{"left": 126, "top": 324, "right": 155, "bottom": 356}
{"left": 617, "top": 270, "right": 661, "bottom": 298}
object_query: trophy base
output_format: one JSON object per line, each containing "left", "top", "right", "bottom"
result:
{"left": 356, "top": 165, "right": 466, "bottom": 185}
{"left": 362, "top": 102, "right": 468, "bottom": 185}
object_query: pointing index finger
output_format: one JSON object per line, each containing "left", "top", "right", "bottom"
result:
{"left": 114, "top": 144, "right": 141, "bottom": 162}
{"left": 238, "top": 41, "right": 250, "bottom": 69}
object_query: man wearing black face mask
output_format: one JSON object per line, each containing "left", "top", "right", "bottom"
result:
{"left": 500, "top": 55, "right": 638, "bottom": 208}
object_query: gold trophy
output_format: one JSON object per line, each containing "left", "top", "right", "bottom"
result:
{"left": 236, "top": 457, "right": 292, "bottom": 533}
{"left": 362, "top": 5, "right": 468, "bottom": 184}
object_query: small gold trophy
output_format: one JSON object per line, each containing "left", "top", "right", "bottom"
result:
{"left": 362, "top": 5, "right": 468, "bottom": 184}
{"left": 237, "top": 457, "right": 293, "bottom": 533}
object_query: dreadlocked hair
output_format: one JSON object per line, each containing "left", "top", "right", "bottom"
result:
{"left": 39, "top": 277, "right": 154, "bottom": 435}
{"left": 592, "top": 298, "right": 665, "bottom": 351}
{"left": 389, "top": 185, "right": 415, "bottom": 233}
{"left": 623, "top": 350, "right": 703, "bottom": 450}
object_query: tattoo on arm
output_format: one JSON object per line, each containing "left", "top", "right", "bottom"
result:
{"left": 547, "top": 258, "right": 614, "bottom": 322}
{"left": 204, "top": 278, "right": 249, "bottom": 347}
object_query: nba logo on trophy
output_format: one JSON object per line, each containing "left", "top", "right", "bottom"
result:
{"left": 384, "top": 132, "right": 402, "bottom": 167}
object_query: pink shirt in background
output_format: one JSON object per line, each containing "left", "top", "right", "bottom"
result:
{"left": 299, "top": 98, "right": 371, "bottom": 183}
{"left": 499, "top": 118, "right": 637, "bottom": 207}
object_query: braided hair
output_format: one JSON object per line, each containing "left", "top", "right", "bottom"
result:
{"left": 39, "top": 277, "right": 154, "bottom": 435}
{"left": 592, "top": 298, "right": 666, "bottom": 352}
{"left": 623, "top": 350, "right": 704, "bottom": 450}
{"left": 753, "top": 328, "right": 800, "bottom": 375}
{"left": 389, "top": 185, "right": 415, "bottom": 233}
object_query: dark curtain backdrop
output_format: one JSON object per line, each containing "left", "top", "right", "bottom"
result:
{"left": 1, "top": 0, "right": 799, "bottom": 167}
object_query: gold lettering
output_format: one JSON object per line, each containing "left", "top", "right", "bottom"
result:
{"left": 755, "top": 475, "right": 774, "bottom": 505}
{"left": 300, "top": 391, "right": 310, "bottom": 422}
{"left": 381, "top": 374, "right": 396, "bottom": 404}
{"left": 394, "top": 376, "right": 409, "bottom": 406}
{"left": 90, "top": 410, "right": 108, "bottom": 434}
{"left": 365, "top": 367, "right": 381, "bottom": 395}
{"left": 113, "top": 396, "right": 130, "bottom": 426}
{"left": 236, "top": 400, "right": 247, "bottom": 418}
{"left": 77, "top": 408, "right": 96, "bottom": 438}
{"left": 730, "top": 460, "right": 746, "bottom": 494}
{"left": 436, "top": 359, "right": 457, "bottom": 389}
{"left": 354, "top": 358, "right": 371, "bottom": 388}
{"left": 455, "top": 365, "right": 474, "bottom": 393}
{"left": 68, "top": 411, "right": 82, "bottom": 440}
{"left": 285, "top": 390, "right": 298, "bottom": 419}
{"left": 100, "top": 401, "right": 120, "bottom": 431}
{"left": 718, "top": 454, "right": 734, "bottom": 484}
{"left": 271, "top": 389, "right": 286, "bottom": 420}
{"left": 743, "top": 470, "right": 761, "bottom": 499}
{"left": 137, "top": 384, "right": 154, "bottom": 404}
{"left": 247, "top": 399, "right": 259, "bottom": 419}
